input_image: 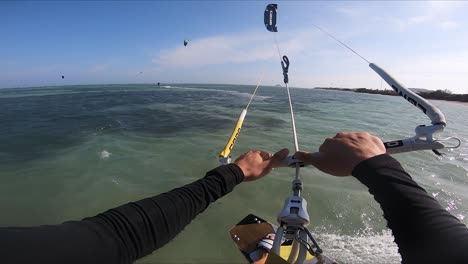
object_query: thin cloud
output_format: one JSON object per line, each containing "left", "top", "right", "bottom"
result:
{"left": 335, "top": 6, "right": 365, "bottom": 17}
{"left": 369, "top": 1, "right": 465, "bottom": 32}
{"left": 390, "top": 50, "right": 468, "bottom": 93}
{"left": 439, "top": 21, "right": 458, "bottom": 30}
{"left": 153, "top": 31, "right": 315, "bottom": 68}
{"left": 154, "top": 33, "right": 274, "bottom": 67}
{"left": 408, "top": 16, "right": 427, "bottom": 24}
{"left": 428, "top": 1, "right": 465, "bottom": 11}
{"left": 90, "top": 64, "right": 110, "bottom": 73}
{"left": 408, "top": 1, "right": 464, "bottom": 30}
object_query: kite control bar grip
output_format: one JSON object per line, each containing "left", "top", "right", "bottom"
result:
{"left": 384, "top": 138, "right": 445, "bottom": 155}
{"left": 278, "top": 155, "right": 311, "bottom": 168}
{"left": 278, "top": 124, "right": 455, "bottom": 167}
{"left": 384, "top": 124, "right": 447, "bottom": 155}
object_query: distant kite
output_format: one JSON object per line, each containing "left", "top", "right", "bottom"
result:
{"left": 61, "top": 76, "right": 64, "bottom": 79}
{"left": 184, "top": 39, "right": 189, "bottom": 47}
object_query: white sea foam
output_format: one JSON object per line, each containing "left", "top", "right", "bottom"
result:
{"left": 318, "top": 229, "right": 401, "bottom": 264}
{"left": 99, "top": 150, "right": 111, "bottom": 159}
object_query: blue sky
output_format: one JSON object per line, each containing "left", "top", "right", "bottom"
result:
{"left": 1, "top": 1, "right": 467, "bottom": 93}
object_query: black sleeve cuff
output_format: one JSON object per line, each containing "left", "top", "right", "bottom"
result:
{"left": 352, "top": 154, "right": 403, "bottom": 182}
{"left": 205, "top": 163, "right": 245, "bottom": 186}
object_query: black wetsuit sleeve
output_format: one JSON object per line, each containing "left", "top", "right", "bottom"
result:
{"left": 353, "top": 154, "right": 468, "bottom": 263}
{"left": 0, "top": 164, "right": 244, "bottom": 264}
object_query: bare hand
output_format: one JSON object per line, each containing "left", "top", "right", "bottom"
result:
{"left": 235, "top": 148, "right": 290, "bottom": 182}
{"left": 294, "top": 132, "right": 386, "bottom": 176}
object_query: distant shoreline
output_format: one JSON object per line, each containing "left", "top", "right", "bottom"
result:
{"left": 427, "top": 98, "right": 468, "bottom": 106}
{"left": 316, "top": 87, "right": 468, "bottom": 103}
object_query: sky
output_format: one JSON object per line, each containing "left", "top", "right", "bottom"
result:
{"left": 1, "top": 1, "right": 468, "bottom": 93}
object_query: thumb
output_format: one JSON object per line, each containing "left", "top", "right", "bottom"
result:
{"left": 294, "top": 151, "right": 323, "bottom": 166}
{"left": 270, "top": 148, "right": 290, "bottom": 168}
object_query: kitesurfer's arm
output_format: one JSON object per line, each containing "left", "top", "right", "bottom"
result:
{"left": 352, "top": 152, "right": 468, "bottom": 263}
{"left": 295, "top": 132, "right": 468, "bottom": 263}
{"left": 0, "top": 149, "right": 288, "bottom": 264}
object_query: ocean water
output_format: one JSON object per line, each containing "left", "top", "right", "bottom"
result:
{"left": 0, "top": 84, "right": 467, "bottom": 263}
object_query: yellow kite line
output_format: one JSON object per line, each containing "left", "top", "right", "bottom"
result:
{"left": 219, "top": 75, "right": 264, "bottom": 164}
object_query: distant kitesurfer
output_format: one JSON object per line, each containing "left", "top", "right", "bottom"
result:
{"left": 0, "top": 132, "right": 467, "bottom": 264}
{"left": 157, "top": 82, "right": 160, "bottom": 87}
{"left": 61, "top": 76, "right": 64, "bottom": 79}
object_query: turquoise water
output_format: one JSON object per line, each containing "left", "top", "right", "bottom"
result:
{"left": 0, "top": 84, "right": 467, "bottom": 263}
